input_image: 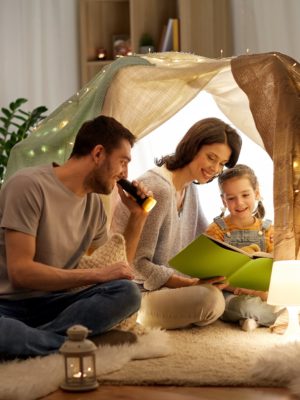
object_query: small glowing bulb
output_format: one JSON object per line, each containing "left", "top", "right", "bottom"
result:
{"left": 293, "top": 160, "right": 300, "bottom": 170}
{"left": 59, "top": 120, "right": 69, "bottom": 129}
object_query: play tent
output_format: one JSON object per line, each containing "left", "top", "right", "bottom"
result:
{"left": 5, "top": 52, "right": 300, "bottom": 260}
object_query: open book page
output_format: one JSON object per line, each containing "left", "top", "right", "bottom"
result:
{"left": 168, "top": 234, "right": 273, "bottom": 290}
{"left": 251, "top": 251, "right": 273, "bottom": 258}
{"left": 227, "top": 257, "right": 273, "bottom": 291}
{"left": 168, "top": 234, "right": 251, "bottom": 278}
{"left": 204, "top": 234, "right": 272, "bottom": 258}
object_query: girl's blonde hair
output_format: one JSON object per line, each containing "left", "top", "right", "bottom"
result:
{"left": 218, "top": 164, "right": 265, "bottom": 219}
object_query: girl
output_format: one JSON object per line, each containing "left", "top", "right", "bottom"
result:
{"left": 112, "top": 117, "right": 242, "bottom": 329}
{"left": 205, "top": 164, "right": 278, "bottom": 331}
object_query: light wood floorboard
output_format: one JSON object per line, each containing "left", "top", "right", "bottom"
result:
{"left": 42, "top": 386, "right": 296, "bottom": 400}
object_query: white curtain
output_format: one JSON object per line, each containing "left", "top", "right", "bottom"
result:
{"left": 231, "top": 0, "right": 300, "bottom": 62}
{"left": 0, "top": 0, "right": 79, "bottom": 113}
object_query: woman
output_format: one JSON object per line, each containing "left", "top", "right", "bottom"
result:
{"left": 111, "top": 117, "right": 242, "bottom": 329}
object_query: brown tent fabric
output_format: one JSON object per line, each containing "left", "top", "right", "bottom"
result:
{"left": 231, "top": 52, "right": 300, "bottom": 260}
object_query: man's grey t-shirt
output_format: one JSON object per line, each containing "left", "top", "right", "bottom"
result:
{"left": 0, "top": 164, "right": 107, "bottom": 299}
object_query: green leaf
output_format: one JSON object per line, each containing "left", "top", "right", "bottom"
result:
{"left": 11, "top": 98, "right": 28, "bottom": 110}
{"left": 0, "top": 117, "right": 9, "bottom": 124}
{"left": 34, "top": 106, "right": 48, "bottom": 113}
{"left": 0, "top": 98, "right": 48, "bottom": 178}
{"left": 1, "top": 108, "right": 12, "bottom": 118}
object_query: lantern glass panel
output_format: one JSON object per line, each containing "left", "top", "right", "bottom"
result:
{"left": 66, "top": 356, "right": 81, "bottom": 380}
{"left": 82, "top": 355, "right": 96, "bottom": 378}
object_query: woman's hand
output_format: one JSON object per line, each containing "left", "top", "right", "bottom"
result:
{"left": 165, "top": 274, "right": 227, "bottom": 289}
{"left": 199, "top": 276, "right": 228, "bottom": 290}
{"left": 165, "top": 274, "right": 200, "bottom": 288}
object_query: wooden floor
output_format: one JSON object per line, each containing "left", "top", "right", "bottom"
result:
{"left": 43, "top": 386, "right": 296, "bottom": 400}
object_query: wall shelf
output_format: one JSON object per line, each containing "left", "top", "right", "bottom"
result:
{"left": 79, "top": 0, "right": 233, "bottom": 86}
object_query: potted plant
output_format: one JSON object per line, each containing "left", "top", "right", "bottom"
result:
{"left": 0, "top": 98, "right": 48, "bottom": 183}
{"left": 139, "top": 33, "right": 155, "bottom": 54}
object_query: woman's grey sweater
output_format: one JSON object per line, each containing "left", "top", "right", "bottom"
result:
{"left": 111, "top": 166, "right": 208, "bottom": 290}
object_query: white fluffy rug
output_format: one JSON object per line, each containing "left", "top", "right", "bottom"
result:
{"left": 3, "top": 321, "right": 300, "bottom": 400}
{"left": 98, "top": 321, "right": 295, "bottom": 390}
{"left": 252, "top": 339, "right": 300, "bottom": 397}
{"left": 0, "top": 329, "right": 170, "bottom": 400}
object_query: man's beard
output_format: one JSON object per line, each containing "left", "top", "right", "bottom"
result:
{"left": 84, "top": 163, "right": 114, "bottom": 194}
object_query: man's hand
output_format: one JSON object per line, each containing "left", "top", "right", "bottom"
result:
{"left": 95, "top": 261, "right": 135, "bottom": 282}
{"left": 117, "top": 180, "right": 153, "bottom": 263}
{"left": 117, "top": 180, "right": 153, "bottom": 214}
{"left": 5, "top": 230, "right": 136, "bottom": 292}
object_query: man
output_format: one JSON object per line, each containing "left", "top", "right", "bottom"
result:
{"left": 0, "top": 115, "right": 150, "bottom": 359}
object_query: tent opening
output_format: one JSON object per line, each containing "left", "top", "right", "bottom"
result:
{"left": 129, "top": 91, "right": 274, "bottom": 222}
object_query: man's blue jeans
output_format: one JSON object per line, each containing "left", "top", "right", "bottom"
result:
{"left": 0, "top": 280, "right": 141, "bottom": 359}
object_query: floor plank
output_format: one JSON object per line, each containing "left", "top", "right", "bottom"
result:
{"left": 42, "top": 386, "right": 296, "bottom": 400}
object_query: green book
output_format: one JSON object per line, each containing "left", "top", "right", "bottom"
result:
{"left": 168, "top": 234, "right": 273, "bottom": 291}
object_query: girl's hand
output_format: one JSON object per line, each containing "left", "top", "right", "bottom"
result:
{"left": 228, "top": 286, "right": 268, "bottom": 301}
{"left": 240, "top": 244, "right": 260, "bottom": 254}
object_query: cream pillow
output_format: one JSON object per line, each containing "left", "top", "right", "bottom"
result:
{"left": 79, "top": 233, "right": 127, "bottom": 268}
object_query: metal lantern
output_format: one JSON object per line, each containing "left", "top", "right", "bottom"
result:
{"left": 59, "top": 325, "right": 99, "bottom": 392}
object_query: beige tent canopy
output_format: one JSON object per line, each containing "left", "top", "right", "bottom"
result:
{"left": 6, "top": 52, "right": 300, "bottom": 259}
